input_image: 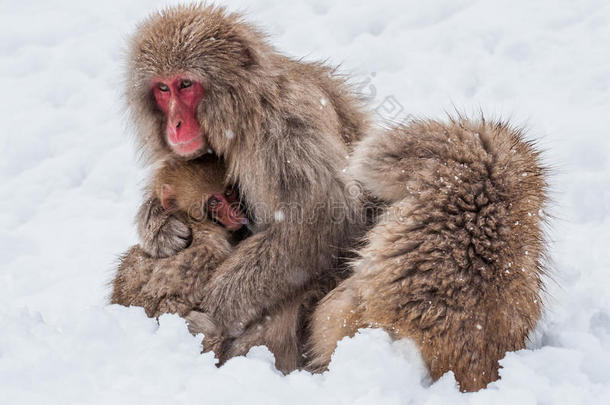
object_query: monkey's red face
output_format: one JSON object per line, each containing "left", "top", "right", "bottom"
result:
{"left": 207, "top": 187, "right": 248, "bottom": 231}
{"left": 152, "top": 76, "right": 206, "bottom": 157}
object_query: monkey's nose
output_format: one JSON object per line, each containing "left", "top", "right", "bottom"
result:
{"left": 176, "top": 121, "right": 182, "bottom": 129}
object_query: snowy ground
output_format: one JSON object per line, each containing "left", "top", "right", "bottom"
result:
{"left": 1, "top": 0, "right": 609, "bottom": 403}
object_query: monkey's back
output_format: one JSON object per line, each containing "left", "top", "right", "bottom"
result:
{"left": 308, "top": 118, "right": 548, "bottom": 391}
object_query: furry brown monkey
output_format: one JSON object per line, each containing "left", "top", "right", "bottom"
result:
{"left": 123, "top": 3, "right": 549, "bottom": 388}
{"left": 111, "top": 157, "right": 237, "bottom": 318}
{"left": 126, "top": 4, "right": 369, "bottom": 341}
{"left": 306, "top": 118, "right": 548, "bottom": 391}
{"left": 112, "top": 157, "right": 333, "bottom": 372}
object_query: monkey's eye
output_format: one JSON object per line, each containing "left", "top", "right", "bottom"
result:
{"left": 157, "top": 83, "right": 169, "bottom": 92}
{"left": 207, "top": 196, "right": 220, "bottom": 208}
{"left": 179, "top": 79, "right": 192, "bottom": 89}
{"left": 224, "top": 188, "right": 234, "bottom": 197}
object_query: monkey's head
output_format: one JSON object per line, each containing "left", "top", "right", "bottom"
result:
{"left": 154, "top": 157, "right": 247, "bottom": 231}
{"left": 127, "top": 4, "right": 270, "bottom": 161}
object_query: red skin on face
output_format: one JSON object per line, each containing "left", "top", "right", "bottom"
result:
{"left": 152, "top": 76, "right": 206, "bottom": 157}
{"left": 208, "top": 189, "right": 248, "bottom": 231}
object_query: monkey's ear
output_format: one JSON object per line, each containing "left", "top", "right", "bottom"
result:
{"left": 238, "top": 43, "right": 257, "bottom": 68}
{"left": 160, "top": 184, "right": 177, "bottom": 210}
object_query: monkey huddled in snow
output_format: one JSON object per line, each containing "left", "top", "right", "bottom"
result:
{"left": 111, "top": 157, "right": 237, "bottom": 319}
{"left": 307, "top": 119, "right": 547, "bottom": 391}
{"left": 110, "top": 4, "right": 548, "bottom": 391}
{"left": 112, "top": 157, "right": 332, "bottom": 372}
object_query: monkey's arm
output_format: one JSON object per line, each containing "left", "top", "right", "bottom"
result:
{"left": 111, "top": 245, "right": 193, "bottom": 317}
{"left": 136, "top": 192, "right": 192, "bottom": 258}
{"left": 131, "top": 222, "right": 234, "bottom": 317}
{"left": 199, "top": 130, "right": 358, "bottom": 337}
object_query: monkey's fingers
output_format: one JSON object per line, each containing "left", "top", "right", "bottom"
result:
{"left": 184, "top": 310, "right": 228, "bottom": 359}
{"left": 153, "top": 214, "right": 192, "bottom": 258}
{"left": 139, "top": 199, "right": 192, "bottom": 258}
{"left": 184, "top": 310, "right": 221, "bottom": 337}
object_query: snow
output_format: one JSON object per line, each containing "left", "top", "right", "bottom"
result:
{"left": 1, "top": 0, "right": 609, "bottom": 403}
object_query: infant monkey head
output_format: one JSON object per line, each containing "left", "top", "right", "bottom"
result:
{"left": 154, "top": 157, "right": 247, "bottom": 231}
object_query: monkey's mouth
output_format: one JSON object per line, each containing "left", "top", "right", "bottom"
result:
{"left": 208, "top": 189, "right": 249, "bottom": 232}
{"left": 169, "top": 135, "right": 205, "bottom": 157}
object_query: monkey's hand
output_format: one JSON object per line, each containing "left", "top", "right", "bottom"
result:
{"left": 136, "top": 197, "right": 192, "bottom": 258}
{"left": 133, "top": 259, "right": 208, "bottom": 316}
{"left": 185, "top": 311, "right": 226, "bottom": 356}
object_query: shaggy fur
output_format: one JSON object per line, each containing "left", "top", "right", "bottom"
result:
{"left": 206, "top": 273, "right": 335, "bottom": 372}
{"left": 127, "top": 4, "right": 370, "bottom": 342}
{"left": 307, "top": 118, "right": 548, "bottom": 391}
{"left": 121, "top": 4, "right": 549, "bottom": 389}
{"left": 112, "top": 157, "right": 334, "bottom": 372}
{"left": 111, "top": 157, "right": 233, "bottom": 317}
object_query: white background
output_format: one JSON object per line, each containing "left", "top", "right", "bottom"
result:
{"left": 1, "top": 0, "right": 609, "bottom": 403}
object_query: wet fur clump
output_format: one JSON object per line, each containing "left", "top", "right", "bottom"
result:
{"left": 307, "top": 118, "right": 548, "bottom": 391}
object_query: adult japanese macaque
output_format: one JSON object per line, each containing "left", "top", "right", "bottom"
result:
{"left": 126, "top": 4, "right": 368, "bottom": 347}
{"left": 306, "top": 119, "right": 548, "bottom": 392}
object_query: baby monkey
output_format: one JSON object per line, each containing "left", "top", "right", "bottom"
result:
{"left": 111, "top": 156, "right": 244, "bottom": 318}
{"left": 111, "top": 157, "right": 321, "bottom": 372}
{"left": 155, "top": 157, "right": 246, "bottom": 233}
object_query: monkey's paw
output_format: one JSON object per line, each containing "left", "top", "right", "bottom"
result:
{"left": 185, "top": 311, "right": 225, "bottom": 354}
{"left": 185, "top": 311, "right": 220, "bottom": 336}
{"left": 142, "top": 210, "right": 192, "bottom": 258}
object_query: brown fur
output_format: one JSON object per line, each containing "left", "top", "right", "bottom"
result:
{"left": 111, "top": 157, "right": 232, "bottom": 318}
{"left": 122, "top": 4, "right": 549, "bottom": 388}
{"left": 126, "top": 4, "right": 370, "bottom": 343}
{"left": 112, "top": 157, "right": 334, "bottom": 372}
{"left": 154, "top": 157, "right": 226, "bottom": 213}
{"left": 307, "top": 118, "right": 548, "bottom": 391}
{"left": 200, "top": 274, "right": 334, "bottom": 372}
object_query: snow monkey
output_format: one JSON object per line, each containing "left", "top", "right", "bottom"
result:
{"left": 111, "top": 157, "right": 241, "bottom": 319}
{"left": 120, "top": 3, "right": 548, "bottom": 390}
{"left": 112, "top": 157, "right": 330, "bottom": 372}
{"left": 126, "top": 3, "right": 369, "bottom": 351}
{"left": 306, "top": 119, "right": 548, "bottom": 391}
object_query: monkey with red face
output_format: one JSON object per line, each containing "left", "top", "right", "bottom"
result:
{"left": 152, "top": 78, "right": 207, "bottom": 158}
{"left": 127, "top": 4, "right": 369, "bottom": 344}
{"left": 111, "top": 157, "right": 244, "bottom": 318}
{"left": 112, "top": 157, "right": 332, "bottom": 372}
{"left": 115, "top": 4, "right": 548, "bottom": 390}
